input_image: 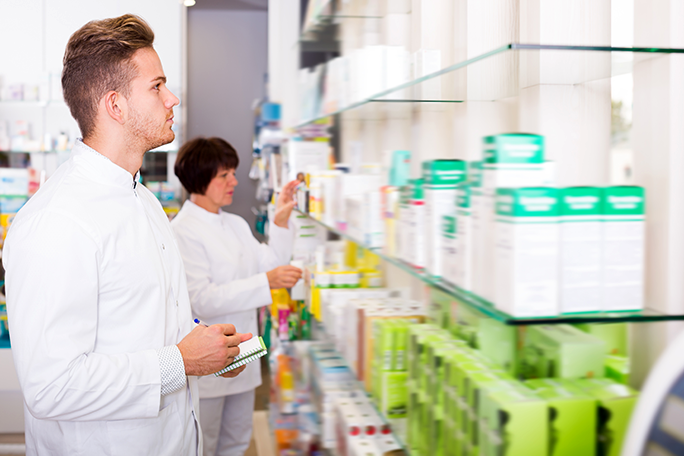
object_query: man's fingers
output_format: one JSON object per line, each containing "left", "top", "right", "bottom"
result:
{"left": 239, "top": 332, "right": 253, "bottom": 342}
{"left": 224, "top": 334, "right": 243, "bottom": 348}
{"left": 215, "top": 323, "right": 237, "bottom": 336}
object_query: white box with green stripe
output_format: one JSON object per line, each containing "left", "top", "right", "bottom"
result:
{"left": 601, "top": 186, "right": 645, "bottom": 311}
{"left": 495, "top": 188, "right": 559, "bottom": 317}
{"left": 455, "top": 184, "right": 473, "bottom": 291}
{"left": 559, "top": 187, "right": 602, "bottom": 313}
{"left": 476, "top": 134, "right": 550, "bottom": 304}
{"left": 424, "top": 160, "right": 467, "bottom": 278}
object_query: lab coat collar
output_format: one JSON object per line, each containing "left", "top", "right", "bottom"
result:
{"left": 181, "top": 199, "right": 223, "bottom": 225}
{"left": 72, "top": 139, "right": 141, "bottom": 189}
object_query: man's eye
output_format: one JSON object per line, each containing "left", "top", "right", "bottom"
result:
{"left": 154, "top": 84, "right": 160, "bottom": 90}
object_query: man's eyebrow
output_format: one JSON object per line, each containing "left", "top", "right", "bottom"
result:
{"left": 151, "top": 76, "right": 167, "bottom": 84}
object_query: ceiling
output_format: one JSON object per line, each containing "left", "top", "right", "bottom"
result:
{"left": 192, "top": 0, "right": 268, "bottom": 10}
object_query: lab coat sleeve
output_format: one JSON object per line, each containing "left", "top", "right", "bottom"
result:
{"left": 3, "top": 211, "right": 162, "bottom": 422}
{"left": 172, "top": 224, "right": 273, "bottom": 320}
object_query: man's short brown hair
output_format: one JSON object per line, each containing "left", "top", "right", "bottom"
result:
{"left": 175, "top": 137, "right": 240, "bottom": 195}
{"left": 62, "top": 14, "right": 154, "bottom": 139}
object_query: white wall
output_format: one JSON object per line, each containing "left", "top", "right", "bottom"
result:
{"left": 0, "top": 0, "right": 185, "bottom": 152}
{"left": 186, "top": 9, "right": 268, "bottom": 235}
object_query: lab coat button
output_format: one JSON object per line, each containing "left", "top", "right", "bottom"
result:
{"left": 162, "top": 244, "right": 165, "bottom": 250}
{"left": 175, "top": 300, "right": 178, "bottom": 306}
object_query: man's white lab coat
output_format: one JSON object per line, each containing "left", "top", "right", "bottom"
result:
{"left": 3, "top": 141, "right": 201, "bottom": 455}
{"left": 171, "top": 200, "right": 293, "bottom": 398}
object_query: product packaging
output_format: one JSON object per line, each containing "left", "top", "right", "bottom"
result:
{"left": 519, "top": 324, "right": 606, "bottom": 379}
{"left": 558, "top": 187, "right": 603, "bottom": 313}
{"left": 601, "top": 186, "right": 645, "bottom": 311}
{"left": 495, "top": 187, "right": 560, "bottom": 317}
{"left": 423, "top": 159, "right": 467, "bottom": 278}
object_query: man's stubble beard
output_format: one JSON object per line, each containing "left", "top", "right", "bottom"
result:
{"left": 127, "top": 104, "right": 174, "bottom": 152}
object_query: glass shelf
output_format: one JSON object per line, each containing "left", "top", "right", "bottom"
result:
{"left": 295, "top": 43, "right": 684, "bottom": 128}
{"left": 296, "top": 209, "right": 684, "bottom": 326}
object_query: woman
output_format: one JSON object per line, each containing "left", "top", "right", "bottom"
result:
{"left": 171, "top": 137, "right": 302, "bottom": 456}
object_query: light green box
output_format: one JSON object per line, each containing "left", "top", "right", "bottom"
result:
{"left": 520, "top": 324, "right": 606, "bottom": 379}
{"left": 480, "top": 388, "right": 548, "bottom": 456}
{"left": 464, "top": 372, "right": 517, "bottom": 455}
{"left": 524, "top": 379, "right": 597, "bottom": 456}
{"left": 572, "top": 378, "right": 638, "bottom": 456}
{"left": 379, "top": 371, "right": 408, "bottom": 419}
{"left": 574, "top": 323, "right": 628, "bottom": 356}
{"left": 605, "top": 355, "right": 630, "bottom": 385}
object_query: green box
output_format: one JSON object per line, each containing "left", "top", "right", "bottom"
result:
{"left": 605, "top": 355, "right": 630, "bottom": 385}
{"left": 574, "top": 323, "right": 628, "bottom": 356}
{"left": 524, "top": 379, "right": 597, "bottom": 456}
{"left": 483, "top": 133, "right": 545, "bottom": 164}
{"left": 464, "top": 372, "right": 517, "bottom": 455}
{"left": 480, "top": 388, "right": 548, "bottom": 456}
{"left": 379, "top": 371, "right": 409, "bottom": 419}
{"left": 573, "top": 379, "right": 638, "bottom": 456}
{"left": 520, "top": 324, "right": 606, "bottom": 379}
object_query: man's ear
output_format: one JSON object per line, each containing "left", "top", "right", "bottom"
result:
{"left": 103, "top": 91, "right": 126, "bottom": 125}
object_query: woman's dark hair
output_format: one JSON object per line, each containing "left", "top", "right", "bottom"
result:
{"left": 174, "top": 137, "right": 240, "bottom": 195}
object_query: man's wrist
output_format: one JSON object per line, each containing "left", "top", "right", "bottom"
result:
{"left": 156, "top": 345, "right": 187, "bottom": 396}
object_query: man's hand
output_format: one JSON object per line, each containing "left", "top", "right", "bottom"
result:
{"left": 273, "top": 180, "right": 300, "bottom": 228}
{"left": 177, "top": 324, "right": 252, "bottom": 376}
{"left": 266, "top": 265, "right": 302, "bottom": 289}
{"left": 219, "top": 364, "right": 247, "bottom": 379}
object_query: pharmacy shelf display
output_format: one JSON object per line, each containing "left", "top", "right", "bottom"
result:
{"left": 295, "top": 209, "right": 684, "bottom": 326}
{"left": 294, "top": 44, "right": 684, "bottom": 128}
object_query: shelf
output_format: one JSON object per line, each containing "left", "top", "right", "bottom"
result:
{"left": 295, "top": 43, "right": 684, "bottom": 128}
{"left": 296, "top": 210, "right": 684, "bottom": 326}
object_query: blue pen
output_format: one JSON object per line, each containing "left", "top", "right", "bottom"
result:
{"left": 194, "top": 318, "right": 209, "bottom": 327}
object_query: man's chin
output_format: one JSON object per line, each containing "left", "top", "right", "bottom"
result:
{"left": 146, "top": 132, "right": 175, "bottom": 152}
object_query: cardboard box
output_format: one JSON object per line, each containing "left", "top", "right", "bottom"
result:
{"left": 495, "top": 187, "right": 560, "bottom": 317}
{"left": 423, "top": 159, "right": 467, "bottom": 278}
{"left": 572, "top": 379, "right": 638, "bottom": 456}
{"left": 601, "top": 186, "right": 645, "bottom": 311}
{"left": 519, "top": 325, "right": 606, "bottom": 380}
{"left": 479, "top": 388, "right": 548, "bottom": 456}
{"left": 524, "top": 379, "right": 597, "bottom": 456}
{"left": 558, "top": 187, "right": 603, "bottom": 313}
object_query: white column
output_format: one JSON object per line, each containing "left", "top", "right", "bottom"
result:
{"left": 630, "top": 0, "right": 684, "bottom": 387}
{"left": 518, "top": 0, "right": 611, "bottom": 186}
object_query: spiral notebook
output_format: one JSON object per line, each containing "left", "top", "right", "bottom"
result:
{"left": 214, "top": 336, "right": 267, "bottom": 377}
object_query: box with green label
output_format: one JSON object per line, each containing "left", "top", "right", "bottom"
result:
{"left": 601, "top": 186, "right": 645, "bottom": 311}
{"left": 424, "top": 160, "right": 467, "bottom": 278}
{"left": 455, "top": 183, "right": 473, "bottom": 291}
{"left": 495, "top": 187, "right": 560, "bottom": 317}
{"left": 377, "top": 370, "right": 409, "bottom": 419}
{"left": 479, "top": 387, "right": 548, "bottom": 456}
{"left": 524, "top": 379, "right": 597, "bottom": 456}
{"left": 519, "top": 324, "right": 606, "bottom": 379}
{"left": 574, "top": 323, "right": 628, "bottom": 356}
{"left": 441, "top": 214, "right": 458, "bottom": 286}
{"left": 572, "top": 378, "right": 638, "bottom": 456}
{"left": 559, "top": 187, "right": 602, "bottom": 313}
{"left": 464, "top": 372, "right": 517, "bottom": 455}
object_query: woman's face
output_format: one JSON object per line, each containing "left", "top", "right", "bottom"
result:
{"left": 204, "top": 167, "right": 238, "bottom": 208}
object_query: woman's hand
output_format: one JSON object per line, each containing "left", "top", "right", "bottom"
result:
{"left": 266, "top": 265, "right": 303, "bottom": 289}
{"left": 273, "top": 180, "right": 300, "bottom": 228}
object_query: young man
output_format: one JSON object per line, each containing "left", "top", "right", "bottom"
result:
{"left": 2, "top": 14, "right": 248, "bottom": 455}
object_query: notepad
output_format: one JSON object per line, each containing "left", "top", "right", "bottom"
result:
{"left": 214, "top": 336, "right": 267, "bottom": 377}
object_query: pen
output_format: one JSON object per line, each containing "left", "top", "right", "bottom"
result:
{"left": 194, "top": 318, "right": 209, "bottom": 327}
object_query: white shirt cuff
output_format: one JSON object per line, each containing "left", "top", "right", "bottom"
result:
{"left": 156, "top": 345, "right": 187, "bottom": 397}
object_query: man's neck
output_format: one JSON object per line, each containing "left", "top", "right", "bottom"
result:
{"left": 83, "top": 135, "right": 144, "bottom": 177}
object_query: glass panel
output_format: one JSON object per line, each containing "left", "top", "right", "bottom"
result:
{"left": 296, "top": 210, "right": 684, "bottom": 325}
{"left": 295, "top": 44, "right": 684, "bottom": 128}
